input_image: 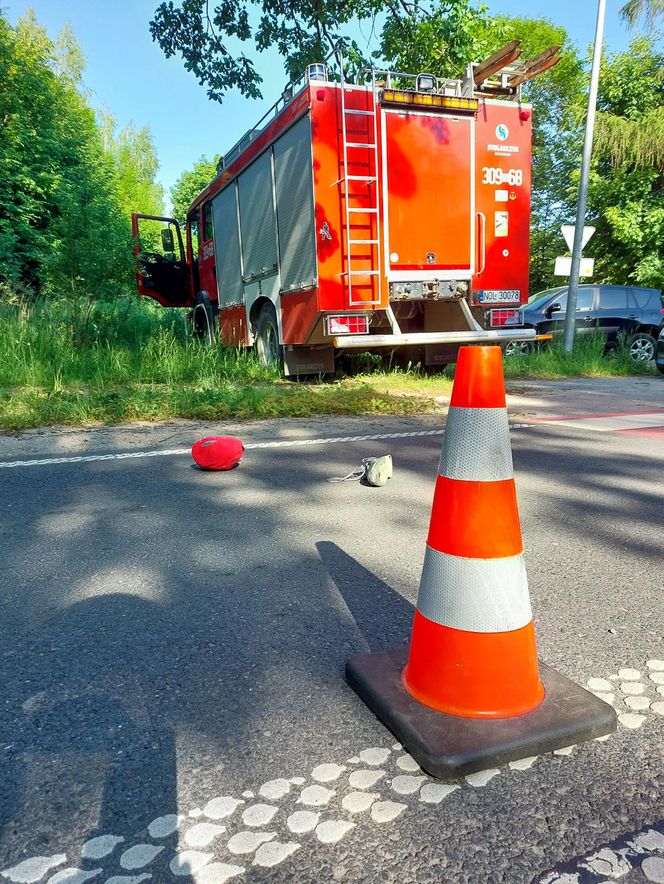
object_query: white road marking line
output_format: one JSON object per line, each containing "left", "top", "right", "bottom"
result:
{"left": 183, "top": 824, "right": 226, "bottom": 848}
{"left": 119, "top": 846, "right": 163, "bottom": 871}
{"left": 48, "top": 870, "right": 101, "bottom": 884}
{"left": 241, "top": 805, "right": 278, "bottom": 828}
{"left": 531, "top": 411, "right": 664, "bottom": 432}
{"left": 311, "top": 763, "right": 346, "bottom": 783}
{"left": 252, "top": 842, "right": 299, "bottom": 868}
{"left": 0, "top": 425, "right": 535, "bottom": 470}
{"left": 146, "top": 815, "right": 183, "bottom": 838}
{"left": 259, "top": 780, "right": 290, "bottom": 800}
{"left": 297, "top": 785, "right": 335, "bottom": 807}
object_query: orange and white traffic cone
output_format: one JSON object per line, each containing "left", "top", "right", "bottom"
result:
{"left": 403, "top": 345, "right": 544, "bottom": 719}
{"left": 346, "top": 346, "right": 616, "bottom": 779}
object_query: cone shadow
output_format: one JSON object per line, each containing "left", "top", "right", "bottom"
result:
{"left": 315, "top": 541, "right": 414, "bottom": 653}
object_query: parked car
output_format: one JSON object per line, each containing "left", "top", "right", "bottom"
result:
{"left": 656, "top": 323, "right": 664, "bottom": 375}
{"left": 505, "top": 284, "right": 664, "bottom": 361}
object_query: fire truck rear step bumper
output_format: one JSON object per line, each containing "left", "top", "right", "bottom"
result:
{"left": 332, "top": 329, "right": 538, "bottom": 348}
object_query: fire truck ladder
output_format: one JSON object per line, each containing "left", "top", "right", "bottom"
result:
{"left": 338, "top": 57, "right": 382, "bottom": 307}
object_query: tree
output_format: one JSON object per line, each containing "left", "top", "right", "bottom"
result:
{"left": 149, "top": 0, "right": 485, "bottom": 103}
{"left": 377, "top": 10, "right": 585, "bottom": 293}
{"left": 100, "top": 116, "right": 165, "bottom": 219}
{"left": 378, "top": 0, "right": 501, "bottom": 81}
{"left": 586, "top": 37, "right": 664, "bottom": 289}
{"left": 0, "top": 11, "right": 62, "bottom": 288}
{"left": 0, "top": 9, "right": 164, "bottom": 320}
{"left": 594, "top": 28, "right": 664, "bottom": 171}
{"left": 621, "top": 0, "right": 664, "bottom": 30}
{"left": 171, "top": 155, "right": 220, "bottom": 222}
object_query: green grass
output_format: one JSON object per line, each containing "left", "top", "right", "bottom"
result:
{"left": 0, "top": 298, "right": 655, "bottom": 431}
{"left": 0, "top": 299, "right": 439, "bottom": 430}
{"left": 503, "top": 332, "right": 657, "bottom": 379}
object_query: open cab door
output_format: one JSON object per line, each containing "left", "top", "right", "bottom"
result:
{"left": 132, "top": 214, "right": 192, "bottom": 307}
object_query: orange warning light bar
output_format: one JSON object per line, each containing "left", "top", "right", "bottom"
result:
{"left": 381, "top": 90, "right": 479, "bottom": 113}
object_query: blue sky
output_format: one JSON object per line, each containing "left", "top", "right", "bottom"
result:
{"left": 2, "top": 1, "right": 637, "bottom": 211}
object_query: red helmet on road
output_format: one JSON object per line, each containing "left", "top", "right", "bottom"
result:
{"left": 191, "top": 436, "right": 244, "bottom": 471}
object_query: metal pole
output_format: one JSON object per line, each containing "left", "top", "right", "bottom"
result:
{"left": 563, "top": 0, "right": 606, "bottom": 353}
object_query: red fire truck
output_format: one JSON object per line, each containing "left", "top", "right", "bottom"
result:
{"left": 132, "top": 43, "right": 560, "bottom": 375}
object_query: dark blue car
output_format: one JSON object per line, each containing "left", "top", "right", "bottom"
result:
{"left": 506, "top": 284, "right": 664, "bottom": 362}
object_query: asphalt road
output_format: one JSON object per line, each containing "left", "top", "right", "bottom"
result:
{"left": 0, "top": 377, "right": 663, "bottom": 884}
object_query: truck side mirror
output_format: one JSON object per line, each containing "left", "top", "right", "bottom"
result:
{"left": 161, "top": 228, "right": 175, "bottom": 253}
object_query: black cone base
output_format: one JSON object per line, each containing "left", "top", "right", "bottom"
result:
{"left": 346, "top": 647, "right": 617, "bottom": 780}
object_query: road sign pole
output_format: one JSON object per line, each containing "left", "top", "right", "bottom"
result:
{"left": 563, "top": 0, "right": 606, "bottom": 353}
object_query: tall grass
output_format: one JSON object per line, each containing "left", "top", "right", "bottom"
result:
{"left": 0, "top": 298, "right": 655, "bottom": 431}
{"left": 0, "top": 298, "right": 275, "bottom": 389}
{"left": 0, "top": 297, "right": 436, "bottom": 429}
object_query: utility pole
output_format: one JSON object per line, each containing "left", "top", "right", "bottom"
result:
{"left": 563, "top": 0, "right": 606, "bottom": 353}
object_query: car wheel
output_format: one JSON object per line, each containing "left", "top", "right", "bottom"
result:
{"left": 504, "top": 340, "right": 532, "bottom": 357}
{"left": 626, "top": 332, "right": 656, "bottom": 362}
{"left": 254, "top": 304, "right": 283, "bottom": 370}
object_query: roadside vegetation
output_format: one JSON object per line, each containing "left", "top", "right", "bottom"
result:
{"left": 0, "top": 299, "right": 655, "bottom": 431}
{"left": 0, "top": 299, "right": 439, "bottom": 430}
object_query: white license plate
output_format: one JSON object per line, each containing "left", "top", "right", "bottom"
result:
{"left": 479, "top": 289, "right": 521, "bottom": 303}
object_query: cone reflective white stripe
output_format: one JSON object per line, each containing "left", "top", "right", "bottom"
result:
{"left": 417, "top": 547, "right": 531, "bottom": 633}
{"left": 439, "top": 407, "right": 513, "bottom": 482}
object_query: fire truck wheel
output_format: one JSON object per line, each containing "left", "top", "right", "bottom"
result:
{"left": 254, "top": 304, "right": 283, "bottom": 370}
{"left": 192, "top": 291, "right": 216, "bottom": 345}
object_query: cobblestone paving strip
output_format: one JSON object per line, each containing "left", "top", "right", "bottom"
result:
{"left": 2, "top": 658, "right": 662, "bottom": 883}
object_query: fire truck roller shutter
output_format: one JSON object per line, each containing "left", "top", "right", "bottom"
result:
{"left": 211, "top": 181, "right": 243, "bottom": 308}
{"left": 274, "top": 116, "right": 317, "bottom": 293}
{"left": 238, "top": 151, "right": 278, "bottom": 283}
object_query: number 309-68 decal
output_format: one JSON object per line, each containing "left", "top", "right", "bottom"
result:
{"left": 482, "top": 167, "right": 523, "bottom": 186}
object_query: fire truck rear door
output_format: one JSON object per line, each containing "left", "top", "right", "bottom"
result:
{"left": 382, "top": 110, "right": 473, "bottom": 275}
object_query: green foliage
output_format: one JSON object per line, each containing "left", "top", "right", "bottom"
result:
{"left": 490, "top": 17, "right": 585, "bottom": 294}
{"left": 378, "top": 0, "right": 500, "bottom": 80}
{"left": 585, "top": 37, "right": 664, "bottom": 289}
{"left": 0, "top": 10, "right": 163, "bottom": 324}
{"left": 0, "top": 298, "right": 437, "bottom": 429}
{"left": 620, "top": 0, "right": 664, "bottom": 30}
{"left": 101, "top": 116, "right": 165, "bottom": 219}
{"left": 171, "top": 155, "right": 220, "bottom": 222}
{"left": 149, "top": 0, "right": 493, "bottom": 102}
{"left": 594, "top": 37, "right": 664, "bottom": 170}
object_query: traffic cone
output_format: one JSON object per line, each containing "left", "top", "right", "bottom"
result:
{"left": 403, "top": 345, "right": 544, "bottom": 719}
{"left": 346, "top": 346, "right": 616, "bottom": 779}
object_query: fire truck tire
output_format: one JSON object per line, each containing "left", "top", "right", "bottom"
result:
{"left": 192, "top": 291, "right": 217, "bottom": 345}
{"left": 254, "top": 304, "right": 284, "bottom": 371}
